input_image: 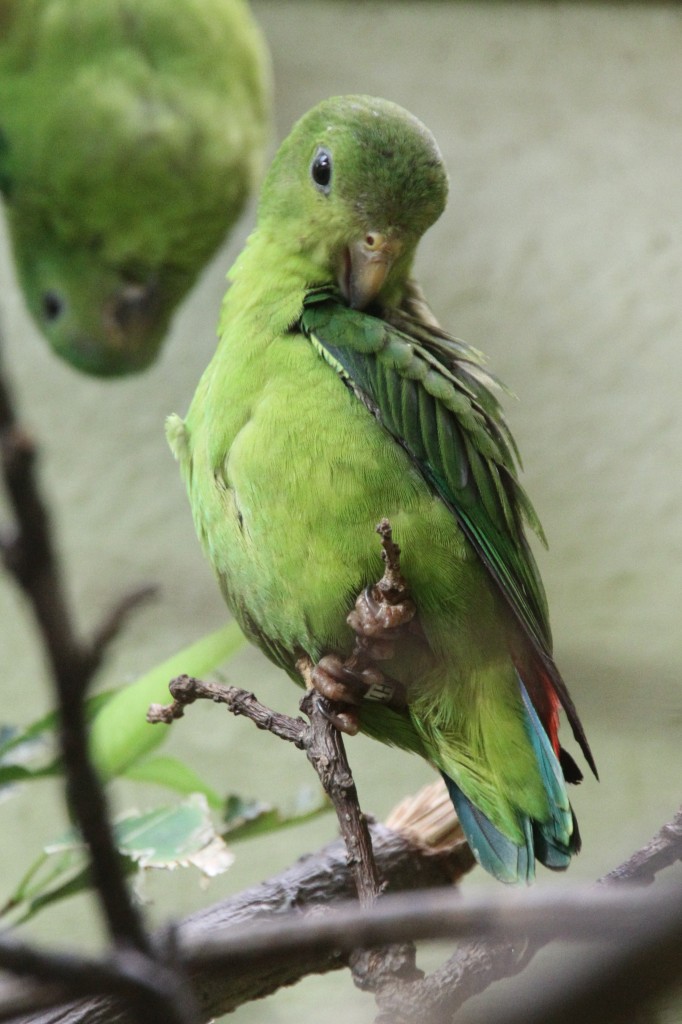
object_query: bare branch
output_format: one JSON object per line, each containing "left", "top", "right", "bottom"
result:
{"left": 0, "top": 939, "right": 197, "bottom": 1024}
{"left": 148, "top": 676, "right": 308, "bottom": 747}
{"left": 599, "top": 804, "right": 682, "bottom": 885}
{"left": 89, "top": 585, "right": 158, "bottom": 668}
{"left": 148, "top": 670, "right": 421, "bottom": 988}
{"left": 2, "top": 873, "right": 680, "bottom": 1024}
{"left": 149, "top": 520, "right": 425, "bottom": 991}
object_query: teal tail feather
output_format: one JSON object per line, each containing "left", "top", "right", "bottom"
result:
{"left": 442, "top": 675, "right": 580, "bottom": 884}
{"left": 442, "top": 773, "right": 535, "bottom": 883}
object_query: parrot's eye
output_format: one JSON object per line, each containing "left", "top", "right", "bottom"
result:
{"left": 41, "top": 290, "right": 65, "bottom": 323}
{"left": 311, "top": 148, "right": 332, "bottom": 193}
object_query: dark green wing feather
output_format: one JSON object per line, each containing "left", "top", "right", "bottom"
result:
{"left": 301, "top": 285, "right": 551, "bottom": 648}
{"left": 299, "top": 285, "right": 596, "bottom": 776}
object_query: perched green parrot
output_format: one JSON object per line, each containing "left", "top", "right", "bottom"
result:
{"left": 168, "top": 95, "right": 597, "bottom": 883}
{"left": 0, "top": 0, "right": 270, "bottom": 376}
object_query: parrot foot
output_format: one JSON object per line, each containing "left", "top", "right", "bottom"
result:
{"left": 311, "top": 652, "right": 407, "bottom": 718}
{"left": 307, "top": 518, "right": 414, "bottom": 735}
{"left": 348, "top": 584, "right": 416, "bottom": 643}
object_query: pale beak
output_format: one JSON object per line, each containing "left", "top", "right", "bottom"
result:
{"left": 340, "top": 233, "right": 402, "bottom": 310}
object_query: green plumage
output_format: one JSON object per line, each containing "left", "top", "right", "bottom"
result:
{"left": 169, "top": 95, "right": 596, "bottom": 882}
{"left": 0, "top": 0, "right": 270, "bottom": 375}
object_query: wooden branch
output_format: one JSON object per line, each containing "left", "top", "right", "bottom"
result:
{"left": 148, "top": 676, "right": 307, "bottom": 746}
{"left": 1, "top": 790, "right": 680, "bottom": 1024}
{"left": 2, "top": 868, "right": 680, "bottom": 1024}
{"left": 599, "top": 804, "right": 682, "bottom": 885}
{"left": 149, "top": 670, "right": 423, "bottom": 989}
{"left": 0, "top": 817, "right": 473, "bottom": 1024}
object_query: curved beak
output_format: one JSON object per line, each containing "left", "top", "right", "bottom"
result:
{"left": 340, "top": 233, "right": 402, "bottom": 310}
{"left": 74, "top": 278, "right": 166, "bottom": 376}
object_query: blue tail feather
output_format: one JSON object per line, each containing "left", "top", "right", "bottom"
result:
{"left": 441, "top": 773, "right": 535, "bottom": 884}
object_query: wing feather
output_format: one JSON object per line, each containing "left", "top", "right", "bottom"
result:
{"left": 299, "top": 286, "right": 597, "bottom": 777}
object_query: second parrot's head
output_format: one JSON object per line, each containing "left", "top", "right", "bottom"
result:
{"left": 7, "top": 226, "right": 180, "bottom": 378}
{"left": 258, "top": 95, "right": 449, "bottom": 310}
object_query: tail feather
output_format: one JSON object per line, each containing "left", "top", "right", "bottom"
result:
{"left": 441, "top": 773, "right": 535, "bottom": 884}
{"left": 518, "top": 677, "right": 579, "bottom": 863}
{"left": 441, "top": 675, "right": 580, "bottom": 884}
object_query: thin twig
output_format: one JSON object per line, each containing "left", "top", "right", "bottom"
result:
{"left": 0, "top": 938, "right": 198, "bottom": 1022}
{"left": 297, "top": 664, "right": 384, "bottom": 908}
{"left": 148, "top": 676, "right": 308, "bottom": 747}
{"left": 300, "top": 520, "right": 421, "bottom": 987}
{"left": 149, "top": 671, "right": 421, "bottom": 988}
{"left": 0, "top": 358, "right": 149, "bottom": 951}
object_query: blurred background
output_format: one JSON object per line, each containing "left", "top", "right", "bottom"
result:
{"left": 1, "top": 2, "right": 681, "bottom": 1022}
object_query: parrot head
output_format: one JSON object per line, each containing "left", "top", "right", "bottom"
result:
{"left": 258, "top": 95, "right": 449, "bottom": 310}
{"left": 9, "top": 232, "right": 179, "bottom": 377}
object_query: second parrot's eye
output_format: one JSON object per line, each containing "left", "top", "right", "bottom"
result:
{"left": 42, "top": 290, "right": 65, "bottom": 323}
{"left": 311, "top": 148, "right": 332, "bottom": 193}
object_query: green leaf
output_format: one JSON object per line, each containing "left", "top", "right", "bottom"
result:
{"left": 114, "top": 794, "right": 234, "bottom": 875}
{"left": 2, "top": 786, "right": 329, "bottom": 923}
{"left": 5, "top": 794, "right": 234, "bottom": 923}
{"left": 121, "top": 755, "right": 222, "bottom": 809}
{"left": 0, "top": 762, "right": 60, "bottom": 787}
{"left": 89, "top": 622, "right": 246, "bottom": 779}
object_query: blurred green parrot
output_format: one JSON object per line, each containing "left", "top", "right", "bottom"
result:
{"left": 168, "top": 95, "right": 597, "bottom": 883}
{"left": 0, "top": 0, "right": 270, "bottom": 376}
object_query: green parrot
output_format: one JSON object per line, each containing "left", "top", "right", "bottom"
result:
{"left": 0, "top": 0, "right": 270, "bottom": 376}
{"left": 168, "top": 95, "right": 597, "bottom": 883}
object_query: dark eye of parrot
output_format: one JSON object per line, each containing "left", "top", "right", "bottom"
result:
{"left": 311, "top": 148, "right": 332, "bottom": 193}
{"left": 42, "top": 290, "right": 65, "bottom": 323}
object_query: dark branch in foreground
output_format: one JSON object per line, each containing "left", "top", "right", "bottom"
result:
{"left": 0, "top": 808, "right": 680, "bottom": 1024}
{"left": 0, "top": 350, "right": 192, "bottom": 1024}
{"left": 0, "top": 367, "right": 155, "bottom": 687}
